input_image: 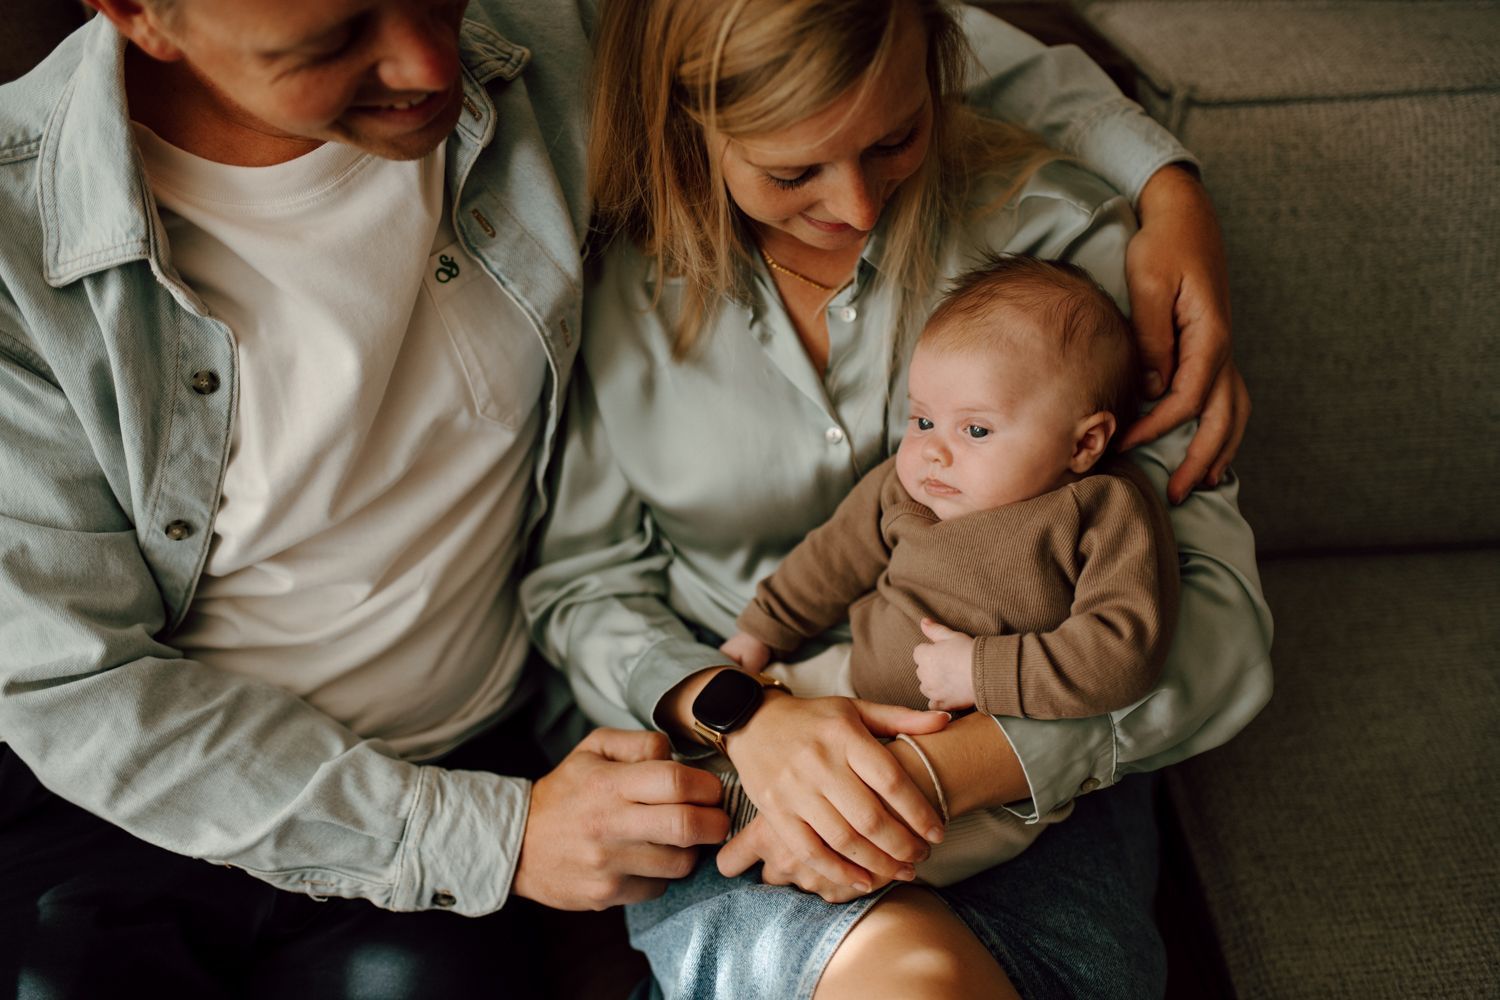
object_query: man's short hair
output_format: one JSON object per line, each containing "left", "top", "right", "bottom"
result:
{"left": 921, "top": 253, "right": 1140, "bottom": 437}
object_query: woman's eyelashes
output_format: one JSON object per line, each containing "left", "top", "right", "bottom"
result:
{"left": 760, "top": 120, "right": 923, "bottom": 191}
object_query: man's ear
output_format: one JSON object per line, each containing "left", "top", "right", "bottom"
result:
{"left": 1068, "top": 411, "right": 1116, "bottom": 474}
{"left": 87, "top": 0, "right": 186, "bottom": 62}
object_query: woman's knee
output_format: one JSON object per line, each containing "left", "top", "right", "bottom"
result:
{"left": 815, "top": 886, "right": 1019, "bottom": 1000}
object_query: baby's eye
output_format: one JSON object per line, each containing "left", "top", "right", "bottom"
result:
{"left": 913, "top": 417, "right": 933, "bottom": 431}
{"left": 965, "top": 425, "right": 990, "bottom": 439}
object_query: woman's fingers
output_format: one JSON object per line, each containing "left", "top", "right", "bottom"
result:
{"left": 850, "top": 698, "right": 950, "bottom": 738}
{"left": 846, "top": 735, "right": 945, "bottom": 846}
{"left": 1206, "top": 367, "right": 1251, "bottom": 485}
{"left": 1123, "top": 251, "right": 1180, "bottom": 400}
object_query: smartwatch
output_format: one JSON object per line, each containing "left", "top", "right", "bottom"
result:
{"left": 690, "top": 669, "right": 791, "bottom": 754}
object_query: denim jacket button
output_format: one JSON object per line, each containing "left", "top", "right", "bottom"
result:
{"left": 163, "top": 520, "right": 194, "bottom": 541}
{"left": 431, "top": 891, "right": 457, "bottom": 909}
{"left": 191, "top": 370, "right": 221, "bottom": 395}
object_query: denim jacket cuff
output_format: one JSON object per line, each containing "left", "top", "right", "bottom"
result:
{"left": 990, "top": 713, "right": 1117, "bottom": 822}
{"left": 391, "top": 765, "right": 532, "bottom": 916}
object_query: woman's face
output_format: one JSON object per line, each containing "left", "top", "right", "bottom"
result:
{"left": 709, "top": 18, "right": 934, "bottom": 253}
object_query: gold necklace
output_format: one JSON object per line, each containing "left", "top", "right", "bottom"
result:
{"left": 759, "top": 246, "right": 840, "bottom": 293}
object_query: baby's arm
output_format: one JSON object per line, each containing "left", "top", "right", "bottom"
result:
{"left": 972, "top": 473, "right": 1180, "bottom": 719}
{"left": 735, "top": 459, "right": 899, "bottom": 654}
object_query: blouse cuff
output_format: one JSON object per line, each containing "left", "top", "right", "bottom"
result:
{"left": 990, "top": 713, "right": 1116, "bottom": 821}
{"left": 633, "top": 635, "right": 737, "bottom": 756}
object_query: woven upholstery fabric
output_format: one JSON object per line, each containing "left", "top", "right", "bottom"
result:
{"left": 1084, "top": 1, "right": 1500, "bottom": 552}
{"left": 1165, "top": 550, "right": 1500, "bottom": 998}
{"left": 1087, "top": 0, "right": 1500, "bottom": 101}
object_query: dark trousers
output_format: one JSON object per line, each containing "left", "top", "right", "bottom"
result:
{"left": 0, "top": 723, "right": 553, "bottom": 1000}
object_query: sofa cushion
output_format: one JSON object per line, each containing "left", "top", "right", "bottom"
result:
{"left": 1164, "top": 549, "right": 1500, "bottom": 998}
{"left": 1082, "top": 1, "right": 1500, "bottom": 553}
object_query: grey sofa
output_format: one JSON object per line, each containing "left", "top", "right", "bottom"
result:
{"left": 1074, "top": 1, "right": 1500, "bottom": 996}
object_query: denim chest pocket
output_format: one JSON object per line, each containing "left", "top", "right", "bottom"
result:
{"left": 422, "top": 239, "right": 544, "bottom": 428}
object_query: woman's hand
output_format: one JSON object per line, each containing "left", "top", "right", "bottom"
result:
{"left": 723, "top": 693, "right": 948, "bottom": 891}
{"left": 1118, "top": 164, "right": 1251, "bottom": 503}
{"left": 718, "top": 814, "right": 895, "bottom": 903}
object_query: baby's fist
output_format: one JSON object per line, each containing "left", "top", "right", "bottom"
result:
{"left": 720, "top": 632, "right": 772, "bottom": 673}
{"left": 914, "top": 618, "right": 977, "bottom": 712}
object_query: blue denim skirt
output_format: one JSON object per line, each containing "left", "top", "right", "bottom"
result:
{"left": 627, "top": 773, "right": 1165, "bottom": 1000}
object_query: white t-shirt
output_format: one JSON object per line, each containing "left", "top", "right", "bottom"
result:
{"left": 137, "top": 126, "right": 546, "bottom": 759}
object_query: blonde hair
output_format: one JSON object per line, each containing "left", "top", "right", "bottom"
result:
{"left": 588, "top": 0, "right": 1058, "bottom": 358}
{"left": 922, "top": 254, "right": 1141, "bottom": 437}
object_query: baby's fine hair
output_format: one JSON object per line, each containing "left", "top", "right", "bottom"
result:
{"left": 921, "top": 253, "right": 1140, "bottom": 438}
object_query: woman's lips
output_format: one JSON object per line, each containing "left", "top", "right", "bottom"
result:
{"left": 799, "top": 213, "right": 860, "bottom": 234}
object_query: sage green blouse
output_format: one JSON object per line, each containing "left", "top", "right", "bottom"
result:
{"left": 522, "top": 161, "right": 1273, "bottom": 821}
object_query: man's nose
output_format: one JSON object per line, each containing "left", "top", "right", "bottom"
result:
{"left": 373, "top": 6, "right": 461, "bottom": 95}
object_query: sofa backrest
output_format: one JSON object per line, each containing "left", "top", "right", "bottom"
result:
{"left": 1084, "top": 0, "right": 1500, "bottom": 555}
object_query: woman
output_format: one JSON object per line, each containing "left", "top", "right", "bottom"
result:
{"left": 524, "top": 1, "right": 1271, "bottom": 997}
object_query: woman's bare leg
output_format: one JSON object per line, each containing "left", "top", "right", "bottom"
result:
{"left": 812, "top": 885, "right": 1020, "bottom": 1000}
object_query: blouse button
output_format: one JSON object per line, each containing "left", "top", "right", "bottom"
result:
{"left": 836, "top": 305, "right": 858, "bottom": 322}
{"left": 825, "top": 427, "right": 846, "bottom": 445}
{"left": 163, "top": 520, "right": 194, "bottom": 541}
{"left": 431, "top": 891, "right": 457, "bottom": 908}
{"left": 1079, "top": 777, "right": 1102, "bottom": 794}
{"left": 191, "top": 370, "right": 221, "bottom": 395}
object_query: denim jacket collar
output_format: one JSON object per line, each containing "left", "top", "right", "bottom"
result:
{"left": 39, "top": 16, "right": 534, "bottom": 289}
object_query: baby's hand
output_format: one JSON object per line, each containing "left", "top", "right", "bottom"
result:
{"left": 914, "top": 618, "right": 977, "bottom": 711}
{"left": 720, "top": 632, "right": 772, "bottom": 674}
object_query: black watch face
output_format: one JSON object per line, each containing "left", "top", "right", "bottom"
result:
{"left": 692, "top": 669, "right": 764, "bottom": 734}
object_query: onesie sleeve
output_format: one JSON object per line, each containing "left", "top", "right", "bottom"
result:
{"left": 737, "top": 458, "right": 898, "bottom": 652}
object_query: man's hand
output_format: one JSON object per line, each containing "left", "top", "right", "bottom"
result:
{"left": 719, "top": 631, "right": 772, "bottom": 673}
{"left": 718, "top": 814, "right": 898, "bottom": 903}
{"left": 510, "top": 728, "right": 729, "bottom": 911}
{"left": 1119, "top": 164, "right": 1251, "bottom": 503}
{"left": 914, "top": 618, "right": 976, "bottom": 712}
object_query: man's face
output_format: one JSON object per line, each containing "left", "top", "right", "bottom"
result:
{"left": 131, "top": 0, "right": 469, "bottom": 160}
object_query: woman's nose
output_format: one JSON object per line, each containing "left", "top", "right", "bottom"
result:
{"left": 827, "top": 165, "right": 883, "bottom": 232}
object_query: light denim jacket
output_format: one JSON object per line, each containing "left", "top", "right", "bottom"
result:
{"left": 0, "top": 3, "right": 1208, "bottom": 915}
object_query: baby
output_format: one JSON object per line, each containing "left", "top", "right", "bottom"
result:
{"left": 718, "top": 253, "right": 1180, "bottom": 885}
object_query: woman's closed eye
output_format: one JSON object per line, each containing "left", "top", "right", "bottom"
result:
{"left": 765, "top": 167, "right": 818, "bottom": 191}
{"left": 867, "top": 121, "right": 922, "bottom": 160}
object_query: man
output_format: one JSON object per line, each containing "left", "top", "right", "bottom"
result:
{"left": 0, "top": 0, "right": 1246, "bottom": 995}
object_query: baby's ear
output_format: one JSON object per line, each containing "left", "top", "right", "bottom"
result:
{"left": 1069, "top": 411, "right": 1116, "bottom": 474}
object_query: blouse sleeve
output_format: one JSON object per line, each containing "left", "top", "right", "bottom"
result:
{"left": 957, "top": 3, "right": 1199, "bottom": 204}
{"left": 520, "top": 362, "right": 729, "bottom": 739}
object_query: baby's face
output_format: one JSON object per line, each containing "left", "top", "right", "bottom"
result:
{"left": 895, "top": 337, "right": 1083, "bottom": 520}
